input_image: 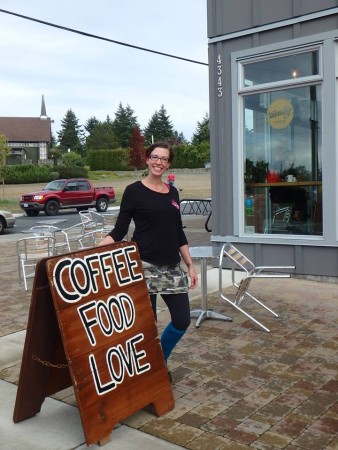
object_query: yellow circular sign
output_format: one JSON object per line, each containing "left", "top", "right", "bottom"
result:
{"left": 267, "top": 99, "right": 294, "bottom": 129}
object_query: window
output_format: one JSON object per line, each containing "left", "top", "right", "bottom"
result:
{"left": 239, "top": 48, "right": 322, "bottom": 236}
{"left": 242, "top": 49, "right": 320, "bottom": 87}
{"left": 65, "top": 182, "right": 78, "bottom": 192}
{"left": 78, "top": 180, "right": 91, "bottom": 191}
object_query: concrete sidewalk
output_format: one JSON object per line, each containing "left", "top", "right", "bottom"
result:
{"left": 1, "top": 217, "right": 338, "bottom": 449}
{"left": 0, "top": 379, "right": 182, "bottom": 450}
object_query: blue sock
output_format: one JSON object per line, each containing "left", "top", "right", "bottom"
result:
{"left": 160, "top": 322, "right": 186, "bottom": 364}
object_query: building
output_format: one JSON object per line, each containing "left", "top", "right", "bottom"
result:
{"left": 0, "top": 95, "right": 52, "bottom": 164}
{"left": 208, "top": 1, "right": 338, "bottom": 278}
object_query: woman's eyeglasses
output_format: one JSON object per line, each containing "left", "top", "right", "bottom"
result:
{"left": 149, "top": 154, "right": 170, "bottom": 163}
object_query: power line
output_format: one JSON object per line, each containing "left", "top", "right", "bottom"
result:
{"left": 0, "top": 8, "right": 208, "bottom": 67}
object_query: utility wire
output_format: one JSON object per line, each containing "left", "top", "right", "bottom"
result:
{"left": 0, "top": 9, "right": 208, "bottom": 66}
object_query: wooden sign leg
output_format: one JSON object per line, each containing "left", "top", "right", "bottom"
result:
{"left": 98, "top": 435, "right": 112, "bottom": 446}
{"left": 13, "top": 262, "right": 72, "bottom": 423}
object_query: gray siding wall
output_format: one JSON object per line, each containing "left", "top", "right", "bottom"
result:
{"left": 207, "top": 0, "right": 338, "bottom": 38}
{"left": 207, "top": 1, "right": 338, "bottom": 278}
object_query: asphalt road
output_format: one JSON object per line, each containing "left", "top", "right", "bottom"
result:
{"left": 6, "top": 207, "right": 119, "bottom": 236}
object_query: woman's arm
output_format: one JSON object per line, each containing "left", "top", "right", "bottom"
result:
{"left": 100, "top": 184, "right": 134, "bottom": 245}
{"left": 180, "top": 244, "right": 198, "bottom": 290}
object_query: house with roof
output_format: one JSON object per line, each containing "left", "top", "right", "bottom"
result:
{"left": 0, "top": 95, "right": 52, "bottom": 164}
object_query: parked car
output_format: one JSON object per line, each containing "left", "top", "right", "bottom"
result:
{"left": 19, "top": 178, "right": 116, "bottom": 216}
{"left": 0, "top": 210, "right": 15, "bottom": 234}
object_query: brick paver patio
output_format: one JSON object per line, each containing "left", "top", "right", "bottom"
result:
{"left": 1, "top": 219, "right": 337, "bottom": 449}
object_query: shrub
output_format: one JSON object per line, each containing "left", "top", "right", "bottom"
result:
{"left": 172, "top": 143, "right": 210, "bottom": 169}
{"left": 61, "top": 151, "right": 84, "bottom": 167}
{"left": 86, "top": 148, "right": 130, "bottom": 171}
{"left": 56, "top": 165, "right": 88, "bottom": 178}
{"left": 4, "top": 164, "right": 52, "bottom": 184}
{"left": 50, "top": 171, "right": 60, "bottom": 180}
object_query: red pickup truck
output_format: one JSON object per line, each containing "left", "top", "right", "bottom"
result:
{"left": 19, "top": 178, "right": 116, "bottom": 216}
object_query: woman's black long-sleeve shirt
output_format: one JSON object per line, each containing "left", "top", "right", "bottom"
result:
{"left": 108, "top": 181, "right": 188, "bottom": 265}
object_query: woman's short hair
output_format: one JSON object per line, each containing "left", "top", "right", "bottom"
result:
{"left": 145, "top": 142, "right": 174, "bottom": 162}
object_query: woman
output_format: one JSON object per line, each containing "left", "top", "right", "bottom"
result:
{"left": 101, "top": 142, "right": 198, "bottom": 371}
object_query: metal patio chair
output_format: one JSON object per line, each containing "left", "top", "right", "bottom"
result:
{"left": 62, "top": 222, "right": 90, "bottom": 252}
{"left": 219, "top": 242, "right": 295, "bottom": 332}
{"left": 89, "top": 211, "right": 116, "bottom": 232}
{"left": 264, "top": 206, "right": 292, "bottom": 234}
{"left": 77, "top": 229, "right": 107, "bottom": 249}
{"left": 17, "top": 236, "right": 56, "bottom": 290}
{"left": 79, "top": 210, "right": 96, "bottom": 231}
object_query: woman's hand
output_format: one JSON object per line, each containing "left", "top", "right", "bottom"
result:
{"left": 99, "top": 235, "right": 115, "bottom": 246}
{"left": 180, "top": 245, "right": 198, "bottom": 289}
{"left": 188, "top": 264, "right": 198, "bottom": 290}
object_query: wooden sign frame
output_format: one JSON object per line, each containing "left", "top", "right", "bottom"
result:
{"left": 13, "top": 241, "right": 174, "bottom": 446}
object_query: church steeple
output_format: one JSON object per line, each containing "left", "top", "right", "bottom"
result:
{"left": 40, "top": 94, "right": 47, "bottom": 119}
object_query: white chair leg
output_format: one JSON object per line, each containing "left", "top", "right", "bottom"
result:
{"left": 18, "top": 258, "right": 22, "bottom": 282}
{"left": 244, "top": 291, "right": 279, "bottom": 317}
{"left": 220, "top": 292, "right": 271, "bottom": 333}
{"left": 21, "top": 260, "right": 28, "bottom": 291}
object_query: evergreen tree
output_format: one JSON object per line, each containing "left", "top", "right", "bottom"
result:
{"left": 57, "top": 109, "right": 83, "bottom": 153}
{"left": 85, "top": 121, "right": 118, "bottom": 150}
{"left": 51, "top": 132, "right": 57, "bottom": 148}
{"left": 143, "top": 111, "right": 158, "bottom": 145}
{"left": 143, "top": 104, "right": 175, "bottom": 145}
{"left": 177, "top": 132, "right": 187, "bottom": 143}
{"left": 112, "top": 103, "right": 139, "bottom": 148}
{"left": 129, "top": 127, "right": 145, "bottom": 170}
{"left": 167, "top": 131, "right": 186, "bottom": 146}
{"left": 85, "top": 116, "right": 100, "bottom": 135}
{"left": 143, "top": 111, "right": 159, "bottom": 145}
{"left": 191, "top": 113, "right": 210, "bottom": 146}
{"left": 105, "top": 114, "right": 113, "bottom": 125}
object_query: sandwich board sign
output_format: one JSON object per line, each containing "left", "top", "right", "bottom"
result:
{"left": 13, "top": 241, "right": 174, "bottom": 446}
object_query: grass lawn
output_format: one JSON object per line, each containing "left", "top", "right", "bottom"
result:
{"left": 0, "top": 170, "right": 211, "bottom": 213}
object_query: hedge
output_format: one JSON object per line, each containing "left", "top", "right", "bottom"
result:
{"left": 2, "top": 144, "right": 210, "bottom": 183}
{"left": 3, "top": 164, "right": 88, "bottom": 184}
{"left": 3, "top": 164, "right": 52, "bottom": 184}
{"left": 86, "top": 148, "right": 130, "bottom": 171}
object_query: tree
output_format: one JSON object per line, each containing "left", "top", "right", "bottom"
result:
{"left": 51, "top": 131, "right": 57, "bottom": 148}
{"left": 129, "top": 127, "right": 145, "bottom": 170}
{"left": 105, "top": 114, "right": 113, "bottom": 125}
{"left": 143, "top": 104, "right": 175, "bottom": 145}
{"left": 191, "top": 113, "right": 210, "bottom": 146}
{"left": 84, "top": 116, "right": 100, "bottom": 135}
{"left": 57, "top": 109, "right": 83, "bottom": 153}
{"left": 0, "top": 134, "right": 10, "bottom": 200}
{"left": 167, "top": 131, "right": 186, "bottom": 146}
{"left": 112, "top": 103, "right": 139, "bottom": 148}
{"left": 85, "top": 121, "right": 118, "bottom": 150}
{"left": 50, "top": 148, "right": 62, "bottom": 167}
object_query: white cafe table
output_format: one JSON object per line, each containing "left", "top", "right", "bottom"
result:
{"left": 189, "top": 246, "right": 232, "bottom": 328}
{"left": 21, "top": 226, "right": 62, "bottom": 235}
{"left": 36, "top": 218, "right": 68, "bottom": 226}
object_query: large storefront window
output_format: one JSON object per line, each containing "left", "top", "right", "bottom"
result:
{"left": 241, "top": 50, "right": 322, "bottom": 236}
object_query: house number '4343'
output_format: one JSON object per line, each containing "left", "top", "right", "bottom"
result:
{"left": 217, "top": 54, "right": 223, "bottom": 98}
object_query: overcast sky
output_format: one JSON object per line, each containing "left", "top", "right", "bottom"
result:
{"left": 0, "top": 1, "right": 209, "bottom": 141}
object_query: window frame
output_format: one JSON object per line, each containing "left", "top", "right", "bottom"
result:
{"left": 234, "top": 44, "right": 324, "bottom": 239}
{"left": 238, "top": 45, "right": 323, "bottom": 93}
